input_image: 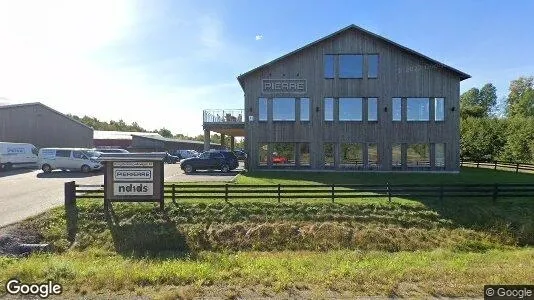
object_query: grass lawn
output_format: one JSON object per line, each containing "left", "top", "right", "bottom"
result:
{"left": 1, "top": 166, "right": 533, "bottom": 298}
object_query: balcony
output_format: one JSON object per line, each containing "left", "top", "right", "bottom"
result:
{"left": 203, "top": 109, "right": 244, "bottom": 124}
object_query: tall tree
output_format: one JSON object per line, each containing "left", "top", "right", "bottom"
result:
{"left": 478, "top": 83, "right": 497, "bottom": 116}
{"left": 157, "top": 128, "right": 173, "bottom": 138}
{"left": 507, "top": 76, "right": 534, "bottom": 117}
{"left": 460, "top": 84, "right": 498, "bottom": 118}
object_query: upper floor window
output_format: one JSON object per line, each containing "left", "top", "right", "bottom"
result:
{"left": 407, "top": 98, "right": 429, "bottom": 121}
{"left": 273, "top": 98, "right": 295, "bottom": 121}
{"left": 300, "top": 98, "right": 310, "bottom": 121}
{"left": 324, "top": 98, "right": 334, "bottom": 121}
{"left": 435, "top": 98, "right": 445, "bottom": 121}
{"left": 368, "top": 55, "right": 379, "bottom": 78}
{"left": 324, "top": 55, "right": 335, "bottom": 79}
{"left": 258, "top": 98, "right": 267, "bottom": 121}
{"left": 339, "top": 97, "right": 363, "bottom": 121}
{"left": 368, "top": 97, "right": 378, "bottom": 121}
{"left": 392, "top": 98, "right": 402, "bottom": 121}
{"left": 339, "top": 55, "right": 363, "bottom": 78}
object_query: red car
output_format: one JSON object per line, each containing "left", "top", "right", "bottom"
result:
{"left": 272, "top": 154, "right": 288, "bottom": 164}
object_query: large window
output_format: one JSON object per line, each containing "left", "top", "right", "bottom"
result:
{"left": 368, "top": 54, "right": 379, "bottom": 78}
{"left": 324, "top": 98, "right": 334, "bottom": 121}
{"left": 259, "top": 98, "right": 267, "bottom": 121}
{"left": 368, "top": 97, "right": 378, "bottom": 121}
{"left": 272, "top": 143, "right": 295, "bottom": 166}
{"left": 368, "top": 144, "right": 379, "bottom": 167}
{"left": 435, "top": 98, "right": 445, "bottom": 121}
{"left": 392, "top": 144, "right": 402, "bottom": 168}
{"left": 324, "top": 55, "right": 335, "bottom": 79}
{"left": 407, "top": 144, "right": 430, "bottom": 167}
{"left": 407, "top": 98, "right": 429, "bottom": 121}
{"left": 300, "top": 98, "right": 310, "bottom": 121}
{"left": 339, "top": 54, "right": 363, "bottom": 78}
{"left": 339, "top": 98, "right": 363, "bottom": 121}
{"left": 258, "top": 143, "right": 268, "bottom": 166}
{"left": 56, "top": 150, "right": 71, "bottom": 158}
{"left": 340, "top": 143, "right": 363, "bottom": 167}
{"left": 299, "top": 143, "right": 310, "bottom": 166}
{"left": 435, "top": 143, "right": 445, "bottom": 168}
{"left": 273, "top": 98, "right": 295, "bottom": 121}
{"left": 392, "top": 98, "right": 402, "bottom": 121}
{"left": 324, "top": 143, "right": 335, "bottom": 167}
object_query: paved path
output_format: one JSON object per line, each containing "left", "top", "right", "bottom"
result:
{"left": 0, "top": 163, "right": 242, "bottom": 227}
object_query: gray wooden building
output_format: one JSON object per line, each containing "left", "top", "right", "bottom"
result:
{"left": 210, "top": 25, "right": 470, "bottom": 171}
{"left": 0, "top": 102, "right": 93, "bottom": 148}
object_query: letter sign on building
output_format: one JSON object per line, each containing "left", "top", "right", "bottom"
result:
{"left": 262, "top": 79, "right": 307, "bottom": 94}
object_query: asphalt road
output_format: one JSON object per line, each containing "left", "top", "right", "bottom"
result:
{"left": 0, "top": 163, "right": 242, "bottom": 227}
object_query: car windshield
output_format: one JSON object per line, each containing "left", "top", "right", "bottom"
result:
{"left": 83, "top": 150, "right": 101, "bottom": 158}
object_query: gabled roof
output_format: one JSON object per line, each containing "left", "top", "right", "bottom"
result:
{"left": 0, "top": 102, "right": 93, "bottom": 130}
{"left": 132, "top": 134, "right": 222, "bottom": 146}
{"left": 237, "top": 24, "right": 470, "bottom": 87}
{"left": 94, "top": 130, "right": 161, "bottom": 140}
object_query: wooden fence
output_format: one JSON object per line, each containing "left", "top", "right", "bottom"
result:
{"left": 66, "top": 182, "right": 534, "bottom": 206}
{"left": 461, "top": 160, "right": 534, "bottom": 173}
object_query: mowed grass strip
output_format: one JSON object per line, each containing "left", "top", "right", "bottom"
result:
{"left": 1, "top": 249, "right": 533, "bottom": 297}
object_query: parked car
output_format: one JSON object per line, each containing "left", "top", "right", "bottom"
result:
{"left": 272, "top": 152, "right": 289, "bottom": 164}
{"left": 175, "top": 150, "right": 199, "bottom": 159}
{"left": 180, "top": 150, "right": 239, "bottom": 173}
{"left": 234, "top": 149, "right": 247, "bottom": 160}
{"left": 0, "top": 142, "right": 39, "bottom": 171}
{"left": 38, "top": 148, "right": 102, "bottom": 173}
{"left": 164, "top": 152, "right": 180, "bottom": 164}
{"left": 95, "top": 148, "right": 129, "bottom": 154}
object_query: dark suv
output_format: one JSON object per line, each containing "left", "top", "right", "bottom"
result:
{"left": 180, "top": 150, "right": 239, "bottom": 173}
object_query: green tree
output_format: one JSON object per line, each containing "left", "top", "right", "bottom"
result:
{"left": 506, "top": 76, "right": 534, "bottom": 117}
{"left": 460, "top": 117, "right": 506, "bottom": 161}
{"left": 500, "top": 117, "right": 534, "bottom": 162}
{"left": 460, "top": 84, "right": 497, "bottom": 118}
{"left": 157, "top": 128, "right": 173, "bottom": 138}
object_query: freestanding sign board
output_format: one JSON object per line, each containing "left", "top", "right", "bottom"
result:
{"left": 98, "top": 153, "right": 166, "bottom": 209}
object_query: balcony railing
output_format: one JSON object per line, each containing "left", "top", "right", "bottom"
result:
{"left": 203, "top": 109, "right": 244, "bottom": 123}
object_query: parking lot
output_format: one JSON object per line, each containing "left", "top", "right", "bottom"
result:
{"left": 0, "top": 162, "right": 243, "bottom": 227}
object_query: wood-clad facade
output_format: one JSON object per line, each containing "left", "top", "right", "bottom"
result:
{"left": 237, "top": 25, "right": 470, "bottom": 172}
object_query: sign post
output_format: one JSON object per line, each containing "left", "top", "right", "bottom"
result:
{"left": 98, "top": 153, "right": 166, "bottom": 209}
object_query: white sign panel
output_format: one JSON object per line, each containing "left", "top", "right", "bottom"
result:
{"left": 262, "top": 79, "right": 307, "bottom": 94}
{"left": 113, "top": 182, "right": 153, "bottom": 196}
{"left": 113, "top": 168, "right": 153, "bottom": 181}
{"left": 113, "top": 162, "right": 154, "bottom": 167}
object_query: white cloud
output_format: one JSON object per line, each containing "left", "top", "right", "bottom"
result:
{"left": 255, "top": 35, "right": 263, "bottom": 41}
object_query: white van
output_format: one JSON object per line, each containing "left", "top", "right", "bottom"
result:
{"left": 38, "top": 148, "right": 103, "bottom": 173}
{"left": 0, "top": 142, "right": 39, "bottom": 171}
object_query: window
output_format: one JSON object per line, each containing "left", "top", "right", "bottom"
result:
{"left": 368, "top": 144, "right": 379, "bottom": 167}
{"left": 340, "top": 143, "right": 363, "bottom": 167}
{"left": 392, "top": 98, "right": 402, "bottom": 121}
{"left": 435, "top": 98, "right": 445, "bottom": 121}
{"left": 407, "top": 98, "right": 429, "bottom": 121}
{"left": 210, "top": 152, "right": 224, "bottom": 159}
{"left": 272, "top": 143, "right": 295, "bottom": 165}
{"left": 324, "top": 55, "right": 335, "bottom": 78}
{"left": 259, "top": 98, "right": 267, "bottom": 121}
{"left": 56, "top": 150, "right": 70, "bottom": 158}
{"left": 72, "top": 151, "right": 83, "bottom": 159}
{"left": 259, "top": 144, "right": 268, "bottom": 166}
{"left": 368, "top": 54, "right": 379, "bottom": 78}
{"left": 339, "top": 98, "right": 363, "bottom": 121}
{"left": 392, "top": 144, "right": 402, "bottom": 168}
{"left": 299, "top": 143, "right": 310, "bottom": 166}
{"left": 300, "top": 98, "right": 310, "bottom": 121}
{"left": 324, "top": 143, "right": 335, "bottom": 167}
{"left": 199, "top": 152, "right": 210, "bottom": 159}
{"left": 31, "top": 147, "right": 38, "bottom": 156}
{"left": 407, "top": 144, "right": 430, "bottom": 167}
{"left": 273, "top": 98, "right": 295, "bottom": 121}
{"left": 368, "top": 97, "right": 378, "bottom": 121}
{"left": 339, "top": 54, "right": 363, "bottom": 78}
{"left": 435, "top": 143, "right": 445, "bottom": 168}
{"left": 324, "top": 98, "right": 334, "bottom": 121}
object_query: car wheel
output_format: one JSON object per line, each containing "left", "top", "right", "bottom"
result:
{"left": 184, "top": 164, "right": 194, "bottom": 173}
{"left": 220, "top": 164, "right": 230, "bottom": 173}
{"left": 4, "top": 163, "right": 12, "bottom": 171}
{"left": 42, "top": 164, "right": 52, "bottom": 173}
{"left": 81, "top": 165, "right": 91, "bottom": 173}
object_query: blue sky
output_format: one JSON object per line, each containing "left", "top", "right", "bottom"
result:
{"left": 1, "top": 0, "right": 533, "bottom": 135}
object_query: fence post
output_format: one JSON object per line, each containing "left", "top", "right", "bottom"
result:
{"left": 172, "top": 184, "right": 176, "bottom": 203}
{"left": 331, "top": 184, "right": 335, "bottom": 203}
{"left": 277, "top": 184, "right": 281, "bottom": 203}
{"left": 460, "top": 160, "right": 463, "bottom": 167}
{"left": 476, "top": 162, "right": 480, "bottom": 168}
{"left": 439, "top": 184, "right": 444, "bottom": 205}
{"left": 493, "top": 183, "right": 498, "bottom": 204}
{"left": 494, "top": 161, "right": 497, "bottom": 170}
{"left": 387, "top": 182, "right": 391, "bottom": 202}
{"left": 516, "top": 163, "right": 520, "bottom": 173}
{"left": 65, "top": 181, "right": 76, "bottom": 207}
{"left": 225, "top": 184, "right": 229, "bottom": 203}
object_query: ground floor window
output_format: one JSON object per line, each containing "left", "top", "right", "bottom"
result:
{"left": 368, "top": 143, "right": 379, "bottom": 168}
{"left": 340, "top": 143, "right": 363, "bottom": 168}
{"left": 299, "top": 143, "right": 310, "bottom": 166}
{"left": 407, "top": 144, "right": 430, "bottom": 168}
{"left": 324, "top": 143, "right": 335, "bottom": 167}
{"left": 392, "top": 144, "right": 402, "bottom": 169}
{"left": 435, "top": 143, "right": 445, "bottom": 168}
{"left": 259, "top": 143, "right": 268, "bottom": 166}
{"left": 272, "top": 143, "right": 295, "bottom": 166}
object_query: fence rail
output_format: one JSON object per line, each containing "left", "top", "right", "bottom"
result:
{"left": 68, "top": 182, "right": 534, "bottom": 205}
{"left": 461, "top": 160, "right": 534, "bottom": 173}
